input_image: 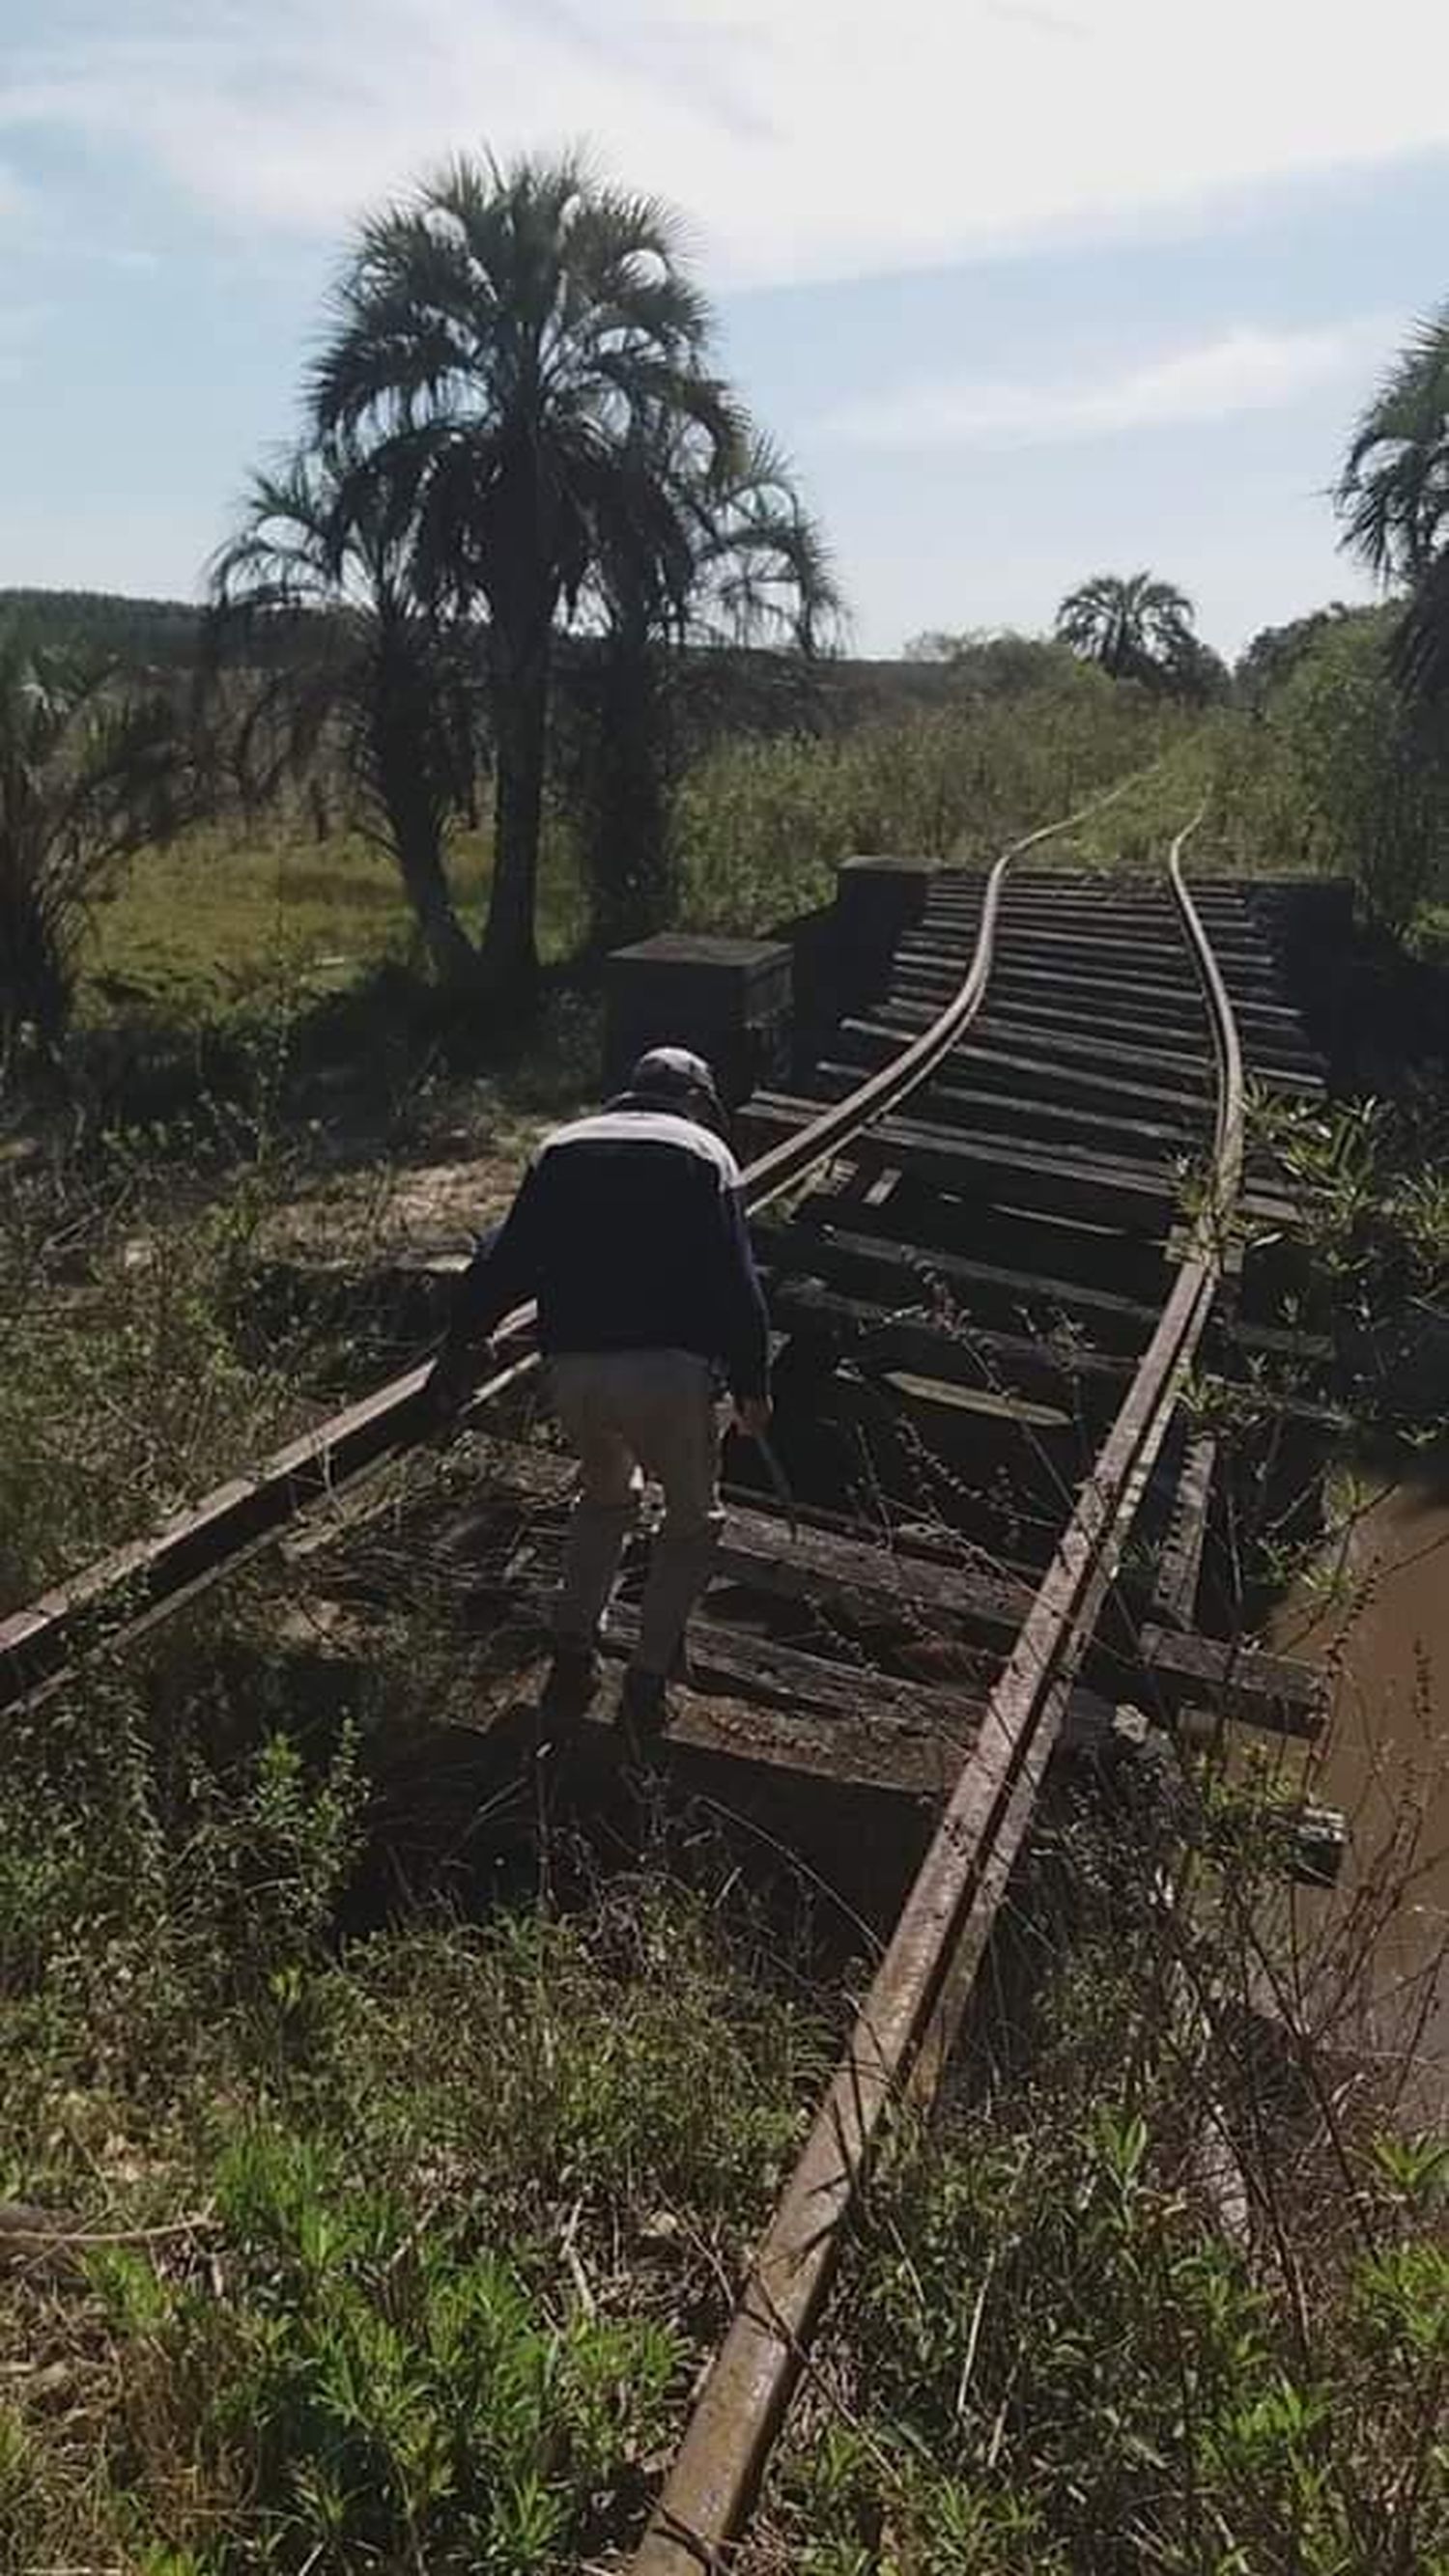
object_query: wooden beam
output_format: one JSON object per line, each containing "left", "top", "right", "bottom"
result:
{"left": 1141, "top": 1624, "right": 1326, "bottom": 1737}
{"left": 749, "top": 1094, "right": 1194, "bottom": 1235}
{"left": 769, "top": 1279, "right": 1131, "bottom": 1415}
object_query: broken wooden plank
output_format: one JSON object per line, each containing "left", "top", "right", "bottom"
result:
{"left": 838, "top": 1019, "right": 1211, "bottom": 1123}
{"left": 769, "top": 1279, "right": 1131, "bottom": 1415}
{"left": 756, "top": 1212, "right": 1168, "bottom": 1351}
{"left": 1140, "top": 1624, "right": 1326, "bottom": 1737}
{"left": 715, "top": 1501, "right": 1033, "bottom": 1641}
{"left": 1151, "top": 1428, "right": 1217, "bottom": 1633}
{"left": 594, "top": 1618, "right": 1117, "bottom": 1797}
{"left": 748, "top": 1094, "right": 1213, "bottom": 1237}
{"left": 877, "top": 998, "right": 1223, "bottom": 1093}
{"left": 813, "top": 1060, "right": 1197, "bottom": 1164}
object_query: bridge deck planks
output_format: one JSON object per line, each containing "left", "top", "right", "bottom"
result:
{"left": 747, "top": 1093, "right": 1299, "bottom": 1237}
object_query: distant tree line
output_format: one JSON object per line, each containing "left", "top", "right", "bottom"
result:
{"left": 0, "top": 589, "right": 206, "bottom": 670}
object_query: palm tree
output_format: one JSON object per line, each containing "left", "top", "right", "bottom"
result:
{"left": 686, "top": 430, "right": 839, "bottom": 660}
{"left": 1055, "top": 572, "right": 1201, "bottom": 693}
{"left": 577, "top": 420, "right": 840, "bottom": 948}
{"left": 0, "top": 642, "right": 206, "bottom": 1054}
{"left": 1337, "top": 307, "right": 1449, "bottom": 583}
{"left": 211, "top": 442, "right": 482, "bottom": 986}
{"left": 1338, "top": 308, "right": 1449, "bottom": 710}
{"left": 311, "top": 150, "right": 733, "bottom": 997}
{"left": 1392, "top": 550, "right": 1449, "bottom": 704}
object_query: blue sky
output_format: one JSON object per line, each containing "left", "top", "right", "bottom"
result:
{"left": 4, "top": 1, "right": 1449, "bottom": 656}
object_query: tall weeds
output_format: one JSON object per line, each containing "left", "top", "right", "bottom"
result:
{"left": 751, "top": 1784, "right": 1447, "bottom": 2576}
{"left": 673, "top": 672, "right": 1183, "bottom": 931}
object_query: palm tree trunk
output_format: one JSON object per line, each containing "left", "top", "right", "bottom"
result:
{"left": 394, "top": 822, "right": 481, "bottom": 986}
{"left": 371, "top": 647, "right": 480, "bottom": 990}
{"left": 482, "top": 609, "right": 551, "bottom": 996}
{"left": 0, "top": 839, "right": 71, "bottom": 1052}
{"left": 587, "top": 628, "right": 673, "bottom": 952}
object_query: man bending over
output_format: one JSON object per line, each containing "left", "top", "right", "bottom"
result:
{"left": 428, "top": 1047, "right": 771, "bottom": 1735}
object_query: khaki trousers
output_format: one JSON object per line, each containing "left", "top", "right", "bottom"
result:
{"left": 550, "top": 1350, "right": 725, "bottom": 1676}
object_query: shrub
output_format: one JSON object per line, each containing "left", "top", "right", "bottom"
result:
{"left": 756, "top": 1847, "right": 1449, "bottom": 2576}
{"left": 1277, "top": 616, "right": 1449, "bottom": 935}
{"left": 0, "top": 641, "right": 208, "bottom": 1055}
{"left": 672, "top": 668, "right": 1181, "bottom": 932}
{"left": 89, "top": 2126, "right": 682, "bottom": 2573}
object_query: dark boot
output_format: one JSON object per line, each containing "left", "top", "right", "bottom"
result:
{"left": 539, "top": 1643, "right": 600, "bottom": 1724}
{"left": 617, "top": 1665, "right": 669, "bottom": 1748}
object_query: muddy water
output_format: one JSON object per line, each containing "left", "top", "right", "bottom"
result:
{"left": 1267, "top": 1458, "right": 1449, "bottom": 2117}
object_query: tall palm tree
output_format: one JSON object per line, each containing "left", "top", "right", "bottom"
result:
{"left": 1338, "top": 308, "right": 1449, "bottom": 710}
{"left": 0, "top": 643, "right": 204, "bottom": 1053}
{"left": 1392, "top": 550, "right": 1449, "bottom": 705}
{"left": 311, "top": 151, "right": 733, "bottom": 996}
{"left": 1337, "top": 307, "right": 1449, "bottom": 583}
{"left": 578, "top": 421, "right": 840, "bottom": 948}
{"left": 211, "top": 442, "right": 482, "bottom": 986}
{"left": 1055, "top": 572, "right": 1200, "bottom": 693}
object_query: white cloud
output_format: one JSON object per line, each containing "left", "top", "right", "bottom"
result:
{"left": 4, "top": 1, "right": 1449, "bottom": 288}
{"left": 820, "top": 323, "right": 1388, "bottom": 450}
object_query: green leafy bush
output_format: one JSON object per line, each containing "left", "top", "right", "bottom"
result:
{"left": 89, "top": 2126, "right": 681, "bottom": 2572}
{"left": 1277, "top": 616, "right": 1449, "bottom": 934}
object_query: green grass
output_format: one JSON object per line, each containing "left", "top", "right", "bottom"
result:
{"left": 1059, "top": 710, "right": 1324, "bottom": 878}
{"left": 1, "top": 1804, "right": 835, "bottom": 2574}
{"left": 0, "top": 1010, "right": 599, "bottom": 1606}
{"left": 0, "top": 1405, "right": 836, "bottom": 2565}
{"left": 6, "top": 678, "right": 1446, "bottom": 2576}
{"left": 82, "top": 815, "right": 588, "bottom": 1028}
{"left": 757, "top": 2052, "right": 1447, "bottom": 2576}
{"left": 0, "top": 1149, "right": 315, "bottom": 1606}
{"left": 79, "top": 674, "right": 1165, "bottom": 1044}
{"left": 1410, "top": 899, "right": 1449, "bottom": 967}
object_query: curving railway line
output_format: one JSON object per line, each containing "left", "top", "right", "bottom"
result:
{"left": 0, "top": 804, "right": 1337, "bottom": 2570}
{"left": 631, "top": 820, "right": 1276, "bottom": 2572}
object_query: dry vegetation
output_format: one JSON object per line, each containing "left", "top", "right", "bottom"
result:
{"left": 2, "top": 643, "right": 1446, "bottom": 2576}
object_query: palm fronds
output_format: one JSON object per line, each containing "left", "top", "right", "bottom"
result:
{"left": 1056, "top": 572, "right": 1201, "bottom": 694}
{"left": 0, "top": 642, "right": 207, "bottom": 1048}
{"left": 1337, "top": 305, "right": 1449, "bottom": 582}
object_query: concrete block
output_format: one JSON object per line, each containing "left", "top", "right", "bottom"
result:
{"left": 604, "top": 932, "right": 794, "bottom": 1105}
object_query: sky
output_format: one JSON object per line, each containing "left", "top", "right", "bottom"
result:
{"left": 4, "top": 1, "right": 1449, "bottom": 657}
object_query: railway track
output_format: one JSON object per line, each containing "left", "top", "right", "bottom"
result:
{"left": 0, "top": 808, "right": 1336, "bottom": 2569}
{"left": 624, "top": 827, "right": 1333, "bottom": 2572}
{"left": 0, "top": 797, "right": 1125, "bottom": 1723}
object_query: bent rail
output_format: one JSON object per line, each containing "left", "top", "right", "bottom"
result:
{"left": 630, "top": 814, "right": 1242, "bottom": 2575}
{"left": 0, "top": 788, "right": 1129, "bottom": 1717}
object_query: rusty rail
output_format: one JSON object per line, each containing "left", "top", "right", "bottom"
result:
{"left": 0, "top": 788, "right": 1131, "bottom": 1718}
{"left": 629, "top": 813, "right": 1244, "bottom": 2575}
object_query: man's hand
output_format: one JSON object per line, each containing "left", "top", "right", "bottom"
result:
{"left": 731, "top": 1395, "right": 772, "bottom": 1442}
{"left": 426, "top": 1344, "right": 482, "bottom": 1430}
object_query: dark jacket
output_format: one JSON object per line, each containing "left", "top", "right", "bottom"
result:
{"left": 442, "top": 1104, "right": 771, "bottom": 1401}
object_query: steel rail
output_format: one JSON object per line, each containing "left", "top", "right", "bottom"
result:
{"left": 0, "top": 788, "right": 1130, "bottom": 1719}
{"left": 629, "top": 811, "right": 1242, "bottom": 2576}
